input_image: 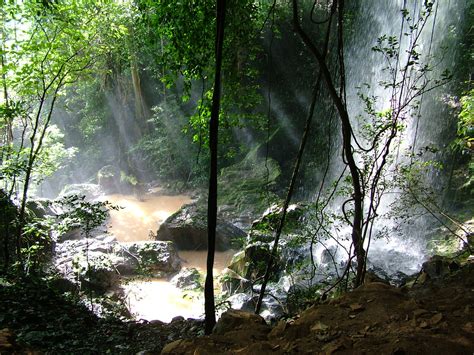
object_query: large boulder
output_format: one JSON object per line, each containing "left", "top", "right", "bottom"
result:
{"left": 217, "top": 145, "right": 281, "bottom": 230}
{"left": 58, "top": 183, "right": 103, "bottom": 201}
{"left": 248, "top": 203, "right": 307, "bottom": 243}
{"left": 156, "top": 202, "right": 246, "bottom": 251}
{"left": 421, "top": 255, "right": 460, "bottom": 279}
{"left": 220, "top": 268, "right": 252, "bottom": 295}
{"left": 227, "top": 242, "right": 277, "bottom": 280}
{"left": 226, "top": 293, "right": 255, "bottom": 312}
{"left": 72, "top": 251, "right": 120, "bottom": 291}
{"left": 221, "top": 242, "right": 283, "bottom": 297}
{"left": 171, "top": 268, "right": 201, "bottom": 290}
{"left": 26, "top": 198, "right": 57, "bottom": 218}
{"left": 54, "top": 235, "right": 121, "bottom": 291}
{"left": 54, "top": 236, "right": 182, "bottom": 291}
{"left": 120, "top": 241, "right": 181, "bottom": 276}
{"left": 97, "top": 165, "right": 120, "bottom": 194}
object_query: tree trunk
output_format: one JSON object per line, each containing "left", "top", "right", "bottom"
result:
{"left": 0, "top": 27, "right": 13, "bottom": 146}
{"left": 292, "top": 0, "right": 366, "bottom": 287}
{"left": 17, "top": 82, "right": 62, "bottom": 269}
{"left": 204, "top": 0, "right": 226, "bottom": 335}
{"left": 129, "top": 24, "right": 149, "bottom": 133}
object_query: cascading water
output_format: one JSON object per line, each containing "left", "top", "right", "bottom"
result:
{"left": 311, "top": 0, "right": 468, "bottom": 280}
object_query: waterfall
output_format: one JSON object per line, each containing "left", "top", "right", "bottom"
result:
{"left": 311, "top": 0, "right": 468, "bottom": 279}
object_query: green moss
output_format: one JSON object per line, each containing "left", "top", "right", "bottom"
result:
{"left": 250, "top": 203, "right": 307, "bottom": 236}
{"left": 426, "top": 236, "right": 461, "bottom": 256}
{"left": 227, "top": 242, "right": 279, "bottom": 281}
{"left": 218, "top": 145, "right": 282, "bottom": 217}
{"left": 426, "top": 218, "right": 473, "bottom": 260}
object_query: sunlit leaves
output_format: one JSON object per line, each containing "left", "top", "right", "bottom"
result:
{"left": 0, "top": 1, "right": 125, "bottom": 198}
{"left": 451, "top": 89, "right": 474, "bottom": 153}
{"left": 56, "top": 194, "right": 119, "bottom": 237}
{"left": 136, "top": 0, "right": 268, "bottom": 155}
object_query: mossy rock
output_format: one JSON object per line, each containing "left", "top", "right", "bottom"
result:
{"left": 171, "top": 268, "right": 202, "bottom": 290}
{"left": 97, "top": 165, "right": 120, "bottom": 194}
{"left": 156, "top": 202, "right": 246, "bottom": 251}
{"left": 227, "top": 242, "right": 281, "bottom": 281}
{"left": 72, "top": 251, "right": 119, "bottom": 292}
{"left": 218, "top": 145, "right": 282, "bottom": 223}
{"left": 58, "top": 183, "right": 103, "bottom": 200}
{"left": 125, "top": 241, "right": 182, "bottom": 275}
{"left": 250, "top": 203, "right": 307, "bottom": 236}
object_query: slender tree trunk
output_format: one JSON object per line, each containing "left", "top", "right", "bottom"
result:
{"left": 255, "top": 74, "right": 322, "bottom": 314}
{"left": 255, "top": 2, "right": 338, "bottom": 312}
{"left": 204, "top": 0, "right": 226, "bottom": 335}
{"left": 0, "top": 28, "right": 13, "bottom": 146}
{"left": 129, "top": 25, "right": 149, "bottom": 132}
{"left": 1, "top": 58, "right": 12, "bottom": 145}
{"left": 131, "top": 61, "right": 148, "bottom": 126}
{"left": 292, "top": 0, "right": 366, "bottom": 287}
{"left": 17, "top": 84, "right": 62, "bottom": 267}
{"left": 1, "top": 192, "right": 11, "bottom": 272}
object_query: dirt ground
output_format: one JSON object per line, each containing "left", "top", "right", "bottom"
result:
{"left": 1, "top": 257, "right": 472, "bottom": 354}
{"left": 162, "top": 259, "right": 474, "bottom": 354}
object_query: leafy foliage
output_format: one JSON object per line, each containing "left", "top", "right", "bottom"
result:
{"left": 452, "top": 89, "right": 474, "bottom": 153}
{"left": 132, "top": 100, "right": 199, "bottom": 182}
{"left": 55, "top": 195, "right": 119, "bottom": 239}
{"left": 135, "top": 0, "right": 268, "bottom": 151}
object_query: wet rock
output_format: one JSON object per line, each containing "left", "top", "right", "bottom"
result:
{"left": 112, "top": 251, "right": 139, "bottom": 275}
{"left": 259, "top": 294, "right": 286, "bottom": 323}
{"left": 97, "top": 165, "right": 120, "bottom": 194}
{"left": 367, "top": 248, "right": 422, "bottom": 278}
{"left": 72, "top": 251, "right": 120, "bottom": 291}
{"left": 220, "top": 268, "right": 251, "bottom": 295}
{"left": 54, "top": 237, "right": 181, "bottom": 289}
{"left": 124, "top": 241, "right": 181, "bottom": 276}
{"left": 391, "top": 271, "right": 412, "bottom": 287}
{"left": 55, "top": 236, "right": 117, "bottom": 254}
{"left": 226, "top": 293, "right": 255, "bottom": 312}
{"left": 217, "top": 148, "right": 281, "bottom": 228}
{"left": 156, "top": 202, "right": 245, "bottom": 251}
{"left": 54, "top": 237, "right": 121, "bottom": 284}
{"left": 251, "top": 203, "right": 306, "bottom": 232}
{"left": 26, "top": 198, "right": 56, "bottom": 218}
{"left": 226, "top": 242, "right": 277, "bottom": 280}
{"left": 213, "top": 309, "right": 269, "bottom": 337}
{"left": 59, "top": 228, "right": 83, "bottom": 241}
{"left": 279, "top": 240, "right": 307, "bottom": 271}
{"left": 320, "top": 245, "right": 339, "bottom": 264}
{"left": 58, "top": 183, "right": 103, "bottom": 200}
{"left": 422, "top": 255, "right": 460, "bottom": 279}
{"left": 171, "top": 268, "right": 201, "bottom": 290}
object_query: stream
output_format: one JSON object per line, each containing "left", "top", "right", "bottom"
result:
{"left": 121, "top": 250, "right": 235, "bottom": 322}
{"left": 103, "top": 193, "right": 234, "bottom": 322}
{"left": 105, "top": 193, "right": 192, "bottom": 242}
